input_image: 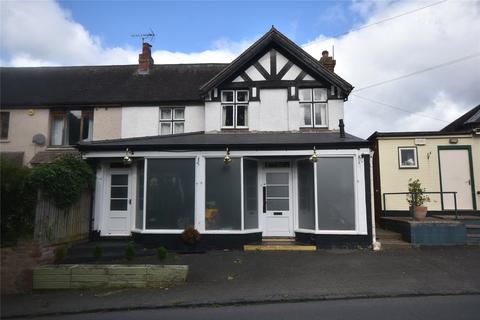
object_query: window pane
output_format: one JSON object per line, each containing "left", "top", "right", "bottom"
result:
{"left": 0, "top": 112, "right": 10, "bottom": 139}
{"left": 111, "top": 186, "right": 128, "bottom": 198}
{"left": 236, "top": 105, "right": 248, "bottom": 127}
{"left": 146, "top": 159, "right": 195, "bottom": 229}
{"left": 111, "top": 174, "right": 128, "bottom": 185}
{"left": 67, "top": 111, "right": 82, "bottom": 145}
{"left": 160, "top": 122, "right": 172, "bottom": 135}
{"left": 237, "top": 90, "right": 249, "bottom": 102}
{"left": 267, "top": 199, "right": 289, "bottom": 211}
{"left": 160, "top": 108, "right": 172, "bottom": 120}
{"left": 299, "top": 89, "right": 312, "bottom": 102}
{"left": 314, "top": 103, "right": 327, "bottom": 126}
{"left": 222, "top": 105, "right": 234, "bottom": 127}
{"left": 267, "top": 186, "right": 289, "bottom": 197}
{"left": 313, "top": 88, "right": 328, "bottom": 101}
{"left": 298, "top": 160, "right": 315, "bottom": 229}
{"left": 266, "top": 172, "right": 288, "bottom": 184}
{"left": 136, "top": 160, "right": 144, "bottom": 229}
{"left": 300, "top": 104, "right": 312, "bottom": 126}
{"left": 205, "top": 158, "right": 241, "bottom": 230}
{"left": 174, "top": 108, "right": 184, "bottom": 120}
{"left": 400, "top": 149, "right": 416, "bottom": 166}
{"left": 51, "top": 116, "right": 64, "bottom": 146}
{"left": 174, "top": 122, "right": 184, "bottom": 134}
{"left": 221, "top": 91, "right": 234, "bottom": 102}
{"left": 243, "top": 159, "right": 258, "bottom": 229}
{"left": 82, "top": 113, "right": 93, "bottom": 141}
{"left": 111, "top": 199, "right": 127, "bottom": 211}
{"left": 317, "top": 157, "right": 355, "bottom": 230}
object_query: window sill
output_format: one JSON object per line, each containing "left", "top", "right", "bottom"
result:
{"left": 221, "top": 127, "right": 249, "bottom": 131}
{"left": 0, "top": 140, "right": 10, "bottom": 143}
{"left": 46, "top": 146, "right": 77, "bottom": 150}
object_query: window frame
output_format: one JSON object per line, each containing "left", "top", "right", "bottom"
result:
{"left": 159, "top": 107, "right": 185, "bottom": 135}
{"left": 49, "top": 109, "right": 93, "bottom": 146}
{"left": 299, "top": 88, "right": 328, "bottom": 128}
{"left": 0, "top": 111, "right": 10, "bottom": 140}
{"left": 221, "top": 90, "right": 249, "bottom": 129}
{"left": 398, "top": 146, "right": 419, "bottom": 169}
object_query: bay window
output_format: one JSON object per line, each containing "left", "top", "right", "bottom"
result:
{"left": 221, "top": 90, "right": 248, "bottom": 128}
{"left": 299, "top": 88, "right": 328, "bottom": 128}
{"left": 50, "top": 110, "right": 93, "bottom": 146}
{"left": 159, "top": 107, "right": 185, "bottom": 135}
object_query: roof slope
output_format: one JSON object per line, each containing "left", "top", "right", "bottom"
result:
{"left": 1, "top": 64, "right": 228, "bottom": 107}
{"left": 441, "top": 104, "right": 480, "bottom": 132}
{"left": 199, "top": 27, "right": 353, "bottom": 95}
{"left": 78, "top": 131, "right": 368, "bottom": 151}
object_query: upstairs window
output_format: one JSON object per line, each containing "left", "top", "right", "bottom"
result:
{"left": 159, "top": 107, "right": 184, "bottom": 135}
{"left": 50, "top": 110, "right": 93, "bottom": 146}
{"left": 0, "top": 112, "right": 10, "bottom": 140}
{"left": 299, "top": 88, "right": 328, "bottom": 128}
{"left": 221, "top": 90, "right": 249, "bottom": 128}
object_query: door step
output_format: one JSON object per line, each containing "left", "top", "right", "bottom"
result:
{"left": 244, "top": 243, "right": 316, "bottom": 251}
{"left": 262, "top": 237, "right": 295, "bottom": 242}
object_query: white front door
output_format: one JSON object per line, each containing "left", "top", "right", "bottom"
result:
{"left": 439, "top": 148, "right": 474, "bottom": 210}
{"left": 262, "top": 165, "right": 294, "bottom": 237}
{"left": 105, "top": 169, "right": 132, "bottom": 235}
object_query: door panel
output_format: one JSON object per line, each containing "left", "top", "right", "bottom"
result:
{"left": 105, "top": 170, "right": 131, "bottom": 235}
{"left": 439, "top": 149, "right": 474, "bottom": 210}
{"left": 263, "top": 168, "right": 293, "bottom": 237}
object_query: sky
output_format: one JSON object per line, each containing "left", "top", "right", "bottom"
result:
{"left": 1, "top": 0, "right": 480, "bottom": 138}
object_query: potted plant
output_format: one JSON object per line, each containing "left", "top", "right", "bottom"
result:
{"left": 181, "top": 226, "right": 203, "bottom": 253}
{"left": 406, "top": 179, "right": 430, "bottom": 220}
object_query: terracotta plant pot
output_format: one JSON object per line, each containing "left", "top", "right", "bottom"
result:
{"left": 413, "top": 205, "right": 428, "bottom": 220}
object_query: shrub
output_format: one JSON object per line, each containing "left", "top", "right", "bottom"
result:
{"left": 54, "top": 246, "right": 68, "bottom": 263}
{"left": 406, "top": 178, "right": 430, "bottom": 207}
{"left": 0, "top": 157, "right": 36, "bottom": 246}
{"left": 92, "top": 245, "right": 103, "bottom": 261}
{"left": 30, "top": 155, "right": 95, "bottom": 209}
{"left": 125, "top": 241, "right": 135, "bottom": 261}
{"left": 181, "top": 226, "right": 201, "bottom": 245}
{"left": 156, "top": 247, "right": 168, "bottom": 261}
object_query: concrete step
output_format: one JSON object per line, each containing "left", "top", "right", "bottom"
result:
{"left": 466, "top": 225, "right": 480, "bottom": 234}
{"left": 376, "top": 230, "right": 403, "bottom": 241}
{"left": 244, "top": 244, "right": 316, "bottom": 251}
{"left": 379, "top": 239, "right": 411, "bottom": 250}
{"left": 262, "top": 237, "right": 295, "bottom": 243}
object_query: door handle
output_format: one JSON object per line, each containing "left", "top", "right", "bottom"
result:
{"left": 263, "top": 186, "right": 266, "bottom": 213}
{"left": 129, "top": 199, "right": 132, "bottom": 205}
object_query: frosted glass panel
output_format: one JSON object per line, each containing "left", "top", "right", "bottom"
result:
{"left": 267, "top": 199, "right": 289, "bottom": 211}
{"left": 298, "top": 160, "right": 315, "bottom": 229}
{"left": 206, "top": 158, "right": 241, "bottom": 230}
{"left": 146, "top": 159, "right": 195, "bottom": 229}
{"left": 267, "top": 186, "right": 288, "bottom": 197}
{"left": 316, "top": 157, "right": 355, "bottom": 230}
{"left": 266, "top": 173, "right": 288, "bottom": 184}
{"left": 243, "top": 159, "right": 258, "bottom": 229}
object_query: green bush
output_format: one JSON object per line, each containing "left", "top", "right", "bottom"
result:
{"left": 125, "top": 241, "right": 135, "bottom": 261}
{"left": 156, "top": 247, "right": 168, "bottom": 261}
{"left": 30, "top": 155, "right": 95, "bottom": 209}
{"left": 92, "top": 245, "right": 103, "bottom": 261}
{"left": 0, "top": 157, "right": 37, "bottom": 246}
{"left": 54, "top": 246, "right": 68, "bottom": 263}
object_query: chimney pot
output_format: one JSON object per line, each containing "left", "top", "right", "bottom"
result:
{"left": 319, "top": 49, "right": 336, "bottom": 73}
{"left": 138, "top": 42, "right": 154, "bottom": 74}
{"left": 339, "top": 119, "right": 345, "bottom": 138}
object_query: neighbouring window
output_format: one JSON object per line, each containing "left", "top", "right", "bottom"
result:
{"left": 398, "top": 147, "right": 418, "bottom": 168}
{"left": 159, "top": 107, "right": 185, "bottom": 135}
{"left": 205, "top": 158, "right": 242, "bottom": 230}
{"left": 50, "top": 110, "right": 93, "bottom": 146}
{"left": 299, "top": 88, "right": 328, "bottom": 127}
{"left": 0, "top": 112, "right": 10, "bottom": 140}
{"left": 145, "top": 159, "right": 195, "bottom": 229}
{"left": 297, "top": 159, "right": 315, "bottom": 230}
{"left": 221, "top": 90, "right": 249, "bottom": 128}
{"left": 316, "top": 157, "right": 356, "bottom": 230}
{"left": 135, "top": 160, "right": 144, "bottom": 229}
{"left": 243, "top": 159, "right": 258, "bottom": 229}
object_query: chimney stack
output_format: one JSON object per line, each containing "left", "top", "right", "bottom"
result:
{"left": 138, "top": 42, "right": 154, "bottom": 74}
{"left": 339, "top": 119, "right": 345, "bottom": 138}
{"left": 319, "top": 50, "right": 336, "bottom": 73}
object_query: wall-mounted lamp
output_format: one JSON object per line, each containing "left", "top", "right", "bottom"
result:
{"left": 309, "top": 146, "right": 318, "bottom": 163}
{"left": 224, "top": 147, "right": 232, "bottom": 165}
{"left": 449, "top": 138, "right": 458, "bottom": 144}
{"left": 123, "top": 148, "right": 134, "bottom": 166}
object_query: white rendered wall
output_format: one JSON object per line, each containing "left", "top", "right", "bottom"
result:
{"left": 327, "top": 99, "right": 344, "bottom": 131}
{"left": 184, "top": 106, "right": 205, "bottom": 132}
{"left": 287, "top": 100, "right": 301, "bottom": 131}
{"left": 122, "top": 107, "right": 159, "bottom": 138}
{"left": 257, "top": 89, "right": 289, "bottom": 131}
{"left": 205, "top": 101, "right": 222, "bottom": 132}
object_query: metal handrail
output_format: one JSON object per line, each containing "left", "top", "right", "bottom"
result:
{"left": 382, "top": 191, "right": 458, "bottom": 219}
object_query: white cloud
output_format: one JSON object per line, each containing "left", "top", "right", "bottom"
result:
{"left": 1, "top": 0, "right": 479, "bottom": 137}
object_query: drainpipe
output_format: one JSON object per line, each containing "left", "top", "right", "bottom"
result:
{"left": 370, "top": 150, "right": 379, "bottom": 250}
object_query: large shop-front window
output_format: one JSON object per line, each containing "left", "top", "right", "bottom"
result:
{"left": 221, "top": 90, "right": 249, "bottom": 128}
{"left": 145, "top": 159, "right": 195, "bottom": 229}
{"left": 159, "top": 107, "right": 185, "bottom": 135}
{"left": 243, "top": 159, "right": 259, "bottom": 229}
{"left": 297, "top": 159, "right": 315, "bottom": 230}
{"left": 299, "top": 88, "right": 328, "bottom": 128}
{"left": 50, "top": 110, "right": 93, "bottom": 146}
{"left": 205, "top": 158, "right": 242, "bottom": 230}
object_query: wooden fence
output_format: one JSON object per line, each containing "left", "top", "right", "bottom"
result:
{"left": 34, "top": 190, "right": 92, "bottom": 245}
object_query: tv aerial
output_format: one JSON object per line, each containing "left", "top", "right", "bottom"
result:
{"left": 131, "top": 29, "right": 156, "bottom": 43}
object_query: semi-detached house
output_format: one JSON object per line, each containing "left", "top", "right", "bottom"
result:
{"left": 0, "top": 28, "right": 374, "bottom": 249}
